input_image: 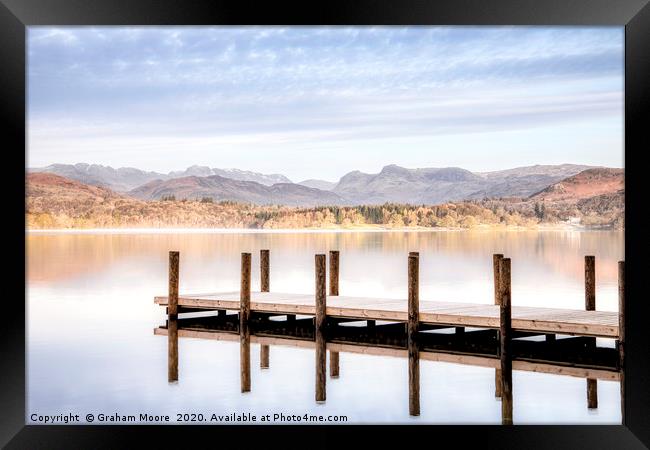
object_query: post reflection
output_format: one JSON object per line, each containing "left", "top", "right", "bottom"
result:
{"left": 159, "top": 318, "right": 623, "bottom": 424}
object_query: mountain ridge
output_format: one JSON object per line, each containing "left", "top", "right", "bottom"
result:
{"left": 30, "top": 162, "right": 619, "bottom": 206}
{"left": 529, "top": 168, "right": 624, "bottom": 202}
{"left": 30, "top": 163, "right": 292, "bottom": 192}
{"left": 128, "top": 174, "right": 346, "bottom": 206}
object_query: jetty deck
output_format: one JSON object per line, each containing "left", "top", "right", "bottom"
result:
{"left": 155, "top": 292, "right": 619, "bottom": 338}
{"left": 155, "top": 249, "right": 625, "bottom": 422}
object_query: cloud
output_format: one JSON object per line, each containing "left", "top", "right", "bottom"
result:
{"left": 27, "top": 26, "right": 623, "bottom": 177}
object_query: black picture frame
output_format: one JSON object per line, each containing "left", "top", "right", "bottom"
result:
{"left": 3, "top": 0, "right": 649, "bottom": 448}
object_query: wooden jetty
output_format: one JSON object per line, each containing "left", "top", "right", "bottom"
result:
{"left": 156, "top": 249, "right": 625, "bottom": 423}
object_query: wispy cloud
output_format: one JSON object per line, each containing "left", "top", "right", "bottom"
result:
{"left": 27, "top": 26, "right": 623, "bottom": 179}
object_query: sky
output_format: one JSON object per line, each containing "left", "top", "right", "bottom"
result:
{"left": 27, "top": 26, "right": 624, "bottom": 182}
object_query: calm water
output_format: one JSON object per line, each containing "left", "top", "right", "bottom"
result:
{"left": 27, "top": 229, "right": 624, "bottom": 424}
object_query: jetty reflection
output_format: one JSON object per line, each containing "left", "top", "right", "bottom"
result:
{"left": 155, "top": 312, "right": 621, "bottom": 424}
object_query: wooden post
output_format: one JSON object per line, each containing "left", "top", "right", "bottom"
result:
{"left": 168, "top": 251, "right": 179, "bottom": 383}
{"left": 493, "top": 254, "right": 504, "bottom": 305}
{"left": 585, "top": 255, "right": 598, "bottom": 409}
{"left": 408, "top": 252, "right": 420, "bottom": 416}
{"left": 499, "top": 257, "right": 513, "bottom": 425}
{"left": 240, "top": 252, "right": 251, "bottom": 393}
{"left": 328, "top": 251, "right": 340, "bottom": 378}
{"left": 329, "top": 350, "right": 339, "bottom": 378}
{"left": 618, "top": 261, "right": 625, "bottom": 425}
{"left": 315, "top": 254, "right": 327, "bottom": 402}
{"left": 587, "top": 378, "right": 598, "bottom": 409}
{"left": 329, "top": 250, "right": 339, "bottom": 296}
{"left": 260, "top": 344, "right": 270, "bottom": 369}
{"left": 493, "top": 254, "right": 503, "bottom": 398}
{"left": 261, "top": 249, "right": 270, "bottom": 293}
{"left": 585, "top": 256, "right": 596, "bottom": 311}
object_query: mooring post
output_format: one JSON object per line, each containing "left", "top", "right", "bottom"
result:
{"left": 329, "top": 250, "right": 339, "bottom": 296}
{"left": 168, "top": 251, "right": 179, "bottom": 383}
{"left": 260, "top": 249, "right": 271, "bottom": 369}
{"left": 618, "top": 260, "right": 625, "bottom": 425}
{"left": 261, "top": 249, "right": 270, "bottom": 292}
{"left": 499, "top": 257, "right": 513, "bottom": 425}
{"left": 315, "top": 254, "right": 327, "bottom": 402}
{"left": 408, "top": 252, "right": 420, "bottom": 416}
{"left": 585, "top": 255, "right": 598, "bottom": 409}
{"left": 493, "top": 253, "right": 503, "bottom": 398}
{"left": 328, "top": 250, "right": 340, "bottom": 378}
{"left": 240, "top": 252, "right": 251, "bottom": 392}
{"left": 329, "top": 350, "right": 340, "bottom": 378}
{"left": 585, "top": 255, "right": 596, "bottom": 309}
{"left": 260, "top": 344, "right": 270, "bottom": 369}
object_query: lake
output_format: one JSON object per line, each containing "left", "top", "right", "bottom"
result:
{"left": 26, "top": 229, "right": 624, "bottom": 424}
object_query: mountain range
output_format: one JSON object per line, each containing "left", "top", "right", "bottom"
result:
{"left": 331, "top": 164, "right": 594, "bottom": 204}
{"left": 29, "top": 163, "right": 292, "bottom": 192}
{"left": 30, "top": 162, "right": 611, "bottom": 206}
{"left": 128, "top": 175, "right": 345, "bottom": 206}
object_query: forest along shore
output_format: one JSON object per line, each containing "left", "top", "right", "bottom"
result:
{"left": 25, "top": 168, "right": 624, "bottom": 230}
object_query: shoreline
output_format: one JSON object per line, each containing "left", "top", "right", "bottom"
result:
{"left": 25, "top": 224, "right": 621, "bottom": 235}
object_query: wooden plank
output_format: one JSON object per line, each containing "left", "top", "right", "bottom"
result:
{"left": 154, "top": 292, "right": 620, "bottom": 338}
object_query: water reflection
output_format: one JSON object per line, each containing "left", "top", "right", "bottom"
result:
{"left": 27, "top": 230, "right": 624, "bottom": 310}
{"left": 27, "top": 230, "right": 624, "bottom": 424}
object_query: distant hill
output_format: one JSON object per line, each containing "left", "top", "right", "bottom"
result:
{"left": 28, "top": 163, "right": 164, "bottom": 192}
{"left": 30, "top": 163, "right": 292, "bottom": 192}
{"left": 529, "top": 168, "right": 624, "bottom": 202}
{"left": 298, "top": 179, "right": 337, "bottom": 191}
{"left": 27, "top": 172, "right": 119, "bottom": 200}
{"left": 25, "top": 171, "right": 624, "bottom": 230}
{"left": 332, "top": 164, "right": 597, "bottom": 205}
{"left": 128, "top": 175, "right": 346, "bottom": 206}
{"left": 473, "top": 164, "right": 596, "bottom": 199}
{"left": 168, "top": 165, "right": 292, "bottom": 186}
{"left": 334, "top": 165, "right": 485, "bottom": 204}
